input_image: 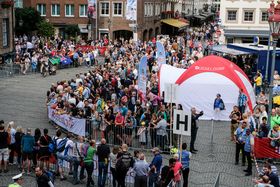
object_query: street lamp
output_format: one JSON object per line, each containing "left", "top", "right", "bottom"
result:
{"left": 268, "top": 0, "right": 280, "bottom": 126}
{"left": 265, "top": 1, "right": 275, "bottom": 81}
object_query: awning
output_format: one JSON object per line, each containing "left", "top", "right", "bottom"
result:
{"left": 211, "top": 45, "right": 252, "bottom": 56}
{"left": 78, "top": 24, "right": 89, "bottom": 33}
{"left": 161, "top": 18, "right": 189, "bottom": 28}
{"left": 224, "top": 29, "right": 269, "bottom": 37}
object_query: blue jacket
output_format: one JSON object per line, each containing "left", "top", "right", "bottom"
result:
{"left": 21, "top": 134, "right": 35, "bottom": 153}
{"left": 150, "top": 154, "right": 162, "bottom": 173}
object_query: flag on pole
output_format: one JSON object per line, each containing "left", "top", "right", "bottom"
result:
{"left": 138, "top": 55, "right": 147, "bottom": 97}
{"left": 156, "top": 41, "right": 166, "bottom": 66}
{"left": 126, "top": 0, "right": 137, "bottom": 21}
{"left": 88, "top": 0, "right": 97, "bottom": 18}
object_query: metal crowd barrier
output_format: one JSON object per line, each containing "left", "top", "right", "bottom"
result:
{"left": 85, "top": 118, "right": 178, "bottom": 153}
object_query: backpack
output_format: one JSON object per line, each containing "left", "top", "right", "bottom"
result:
{"left": 115, "top": 153, "right": 134, "bottom": 173}
{"left": 44, "top": 170, "right": 55, "bottom": 184}
{"left": 57, "top": 138, "right": 68, "bottom": 153}
{"left": 48, "top": 137, "right": 58, "bottom": 153}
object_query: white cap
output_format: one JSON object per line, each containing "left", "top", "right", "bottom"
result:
{"left": 12, "top": 173, "right": 23, "bottom": 180}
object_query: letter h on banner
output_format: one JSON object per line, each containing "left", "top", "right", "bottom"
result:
{"left": 173, "top": 109, "right": 191, "bottom": 136}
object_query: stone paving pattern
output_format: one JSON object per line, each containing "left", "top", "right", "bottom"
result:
{"left": 0, "top": 67, "right": 256, "bottom": 187}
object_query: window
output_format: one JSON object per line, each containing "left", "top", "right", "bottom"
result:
{"left": 37, "top": 4, "right": 46, "bottom": 16}
{"left": 14, "top": 0, "right": 23, "bottom": 8}
{"left": 79, "top": 4, "right": 88, "bottom": 17}
{"left": 113, "top": 3, "right": 122, "bottom": 16}
{"left": 100, "top": 2, "right": 109, "bottom": 16}
{"left": 227, "top": 38, "right": 233, "bottom": 44}
{"left": 65, "top": 4, "right": 74, "bottom": 17}
{"left": 227, "top": 10, "right": 237, "bottom": 21}
{"left": 2, "top": 18, "right": 9, "bottom": 47}
{"left": 149, "top": 3, "right": 154, "bottom": 16}
{"left": 51, "top": 4, "right": 60, "bottom": 16}
{"left": 261, "top": 11, "right": 268, "bottom": 22}
{"left": 155, "top": 3, "right": 160, "bottom": 16}
{"left": 144, "top": 3, "right": 148, "bottom": 17}
{"left": 244, "top": 11, "right": 254, "bottom": 22}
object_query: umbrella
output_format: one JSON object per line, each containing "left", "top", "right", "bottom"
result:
{"left": 49, "top": 57, "right": 61, "bottom": 65}
{"left": 61, "top": 56, "right": 72, "bottom": 65}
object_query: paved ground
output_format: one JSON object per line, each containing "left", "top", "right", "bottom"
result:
{"left": 0, "top": 67, "right": 256, "bottom": 187}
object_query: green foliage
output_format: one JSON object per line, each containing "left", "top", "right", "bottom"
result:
{"left": 37, "top": 21, "right": 55, "bottom": 38}
{"left": 64, "top": 25, "right": 80, "bottom": 38}
{"left": 15, "top": 7, "right": 43, "bottom": 35}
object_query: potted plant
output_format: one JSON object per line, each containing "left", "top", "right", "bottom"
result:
{"left": 1, "top": 0, "right": 14, "bottom": 8}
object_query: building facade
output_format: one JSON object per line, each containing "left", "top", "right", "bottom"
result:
{"left": 23, "top": 0, "right": 161, "bottom": 41}
{"left": 220, "top": 0, "right": 270, "bottom": 44}
{"left": 0, "top": 3, "right": 14, "bottom": 64}
{"left": 98, "top": 0, "right": 161, "bottom": 41}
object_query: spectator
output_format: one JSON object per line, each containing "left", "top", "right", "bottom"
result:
{"left": 268, "top": 125, "right": 280, "bottom": 151}
{"left": 173, "top": 154, "right": 182, "bottom": 186}
{"left": 243, "top": 129, "right": 254, "bottom": 176}
{"left": 21, "top": 128, "right": 34, "bottom": 174}
{"left": 15, "top": 126, "right": 24, "bottom": 168}
{"left": 229, "top": 106, "right": 241, "bottom": 141}
{"left": 7, "top": 121, "right": 16, "bottom": 165}
{"left": 161, "top": 158, "right": 176, "bottom": 187}
{"left": 270, "top": 108, "right": 280, "bottom": 130}
{"left": 258, "top": 117, "right": 269, "bottom": 138}
{"left": 149, "top": 147, "right": 162, "bottom": 187}
{"left": 84, "top": 140, "right": 96, "bottom": 187}
{"left": 33, "top": 128, "right": 41, "bottom": 168}
{"left": 254, "top": 73, "right": 262, "bottom": 95}
{"left": 234, "top": 122, "right": 247, "bottom": 166}
{"left": 261, "top": 164, "right": 279, "bottom": 187}
{"left": 155, "top": 114, "right": 168, "bottom": 151}
{"left": 179, "top": 143, "right": 191, "bottom": 187}
{"left": 39, "top": 128, "right": 52, "bottom": 170}
{"left": 109, "top": 146, "right": 119, "bottom": 187}
{"left": 96, "top": 138, "right": 110, "bottom": 187}
{"left": 0, "top": 123, "right": 10, "bottom": 173}
{"left": 116, "top": 144, "right": 134, "bottom": 187}
{"left": 254, "top": 175, "right": 274, "bottom": 187}
{"left": 35, "top": 166, "right": 54, "bottom": 187}
{"left": 237, "top": 89, "right": 248, "bottom": 115}
{"left": 54, "top": 130, "right": 67, "bottom": 181}
{"left": 133, "top": 152, "right": 149, "bottom": 187}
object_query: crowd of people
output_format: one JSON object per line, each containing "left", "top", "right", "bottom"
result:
{"left": 3, "top": 18, "right": 280, "bottom": 187}
{"left": 0, "top": 118, "right": 192, "bottom": 187}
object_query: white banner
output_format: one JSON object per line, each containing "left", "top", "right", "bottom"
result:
{"left": 48, "top": 106, "right": 86, "bottom": 136}
{"left": 126, "top": 0, "right": 137, "bottom": 21}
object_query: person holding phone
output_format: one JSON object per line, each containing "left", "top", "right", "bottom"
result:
{"left": 190, "top": 107, "right": 203, "bottom": 154}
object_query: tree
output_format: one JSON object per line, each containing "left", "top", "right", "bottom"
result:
{"left": 15, "top": 7, "right": 43, "bottom": 35}
{"left": 37, "top": 21, "right": 55, "bottom": 38}
{"left": 64, "top": 25, "right": 80, "bottom": 38}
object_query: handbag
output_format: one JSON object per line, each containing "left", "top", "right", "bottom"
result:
{"left": 75, "top": 143, "right": 84, "bottom": 167}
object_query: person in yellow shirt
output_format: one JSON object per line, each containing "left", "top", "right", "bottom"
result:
{"left": 254, "top": 73, "right": 262, "bottom": 95}
{"left": 76, "top": 82, "right": 84, "bottom": 96}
